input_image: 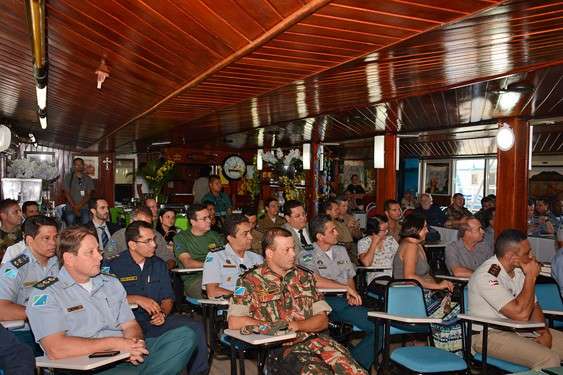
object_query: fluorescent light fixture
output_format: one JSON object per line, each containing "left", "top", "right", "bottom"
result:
{"left": 36, "top": 85, "right": 47, "bottom": 110}
{"left": 374, "top": 135, "right": 384, "bottom": 168}
{"left": 529, "top": 125, "right": 533, "bottom": 170}
{"left": 39, "top": 116, "right": 47, "bottom": 130}
{"left": 319, "top": 144, "right": 324, "bottom": 172}
{"left": 257, "top": 149, "right": 263, "bottom": 171}
{"left": 150, "top": 141, "right": 171, "bottom": 146}
{"left": 302, "top": 143, "right": 311, "bottom": 170}
{"left": 496, "top": 123, "right": 515, "bottom": 151}
{"left": 396, "top": 137, "right": 400, "bottom": 171}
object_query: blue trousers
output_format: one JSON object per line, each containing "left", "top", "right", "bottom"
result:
{"left": 325, "top": 295, "right": 381, "bottom": 370}
{"left": 0, "top": 326, "right": 35, "bottom": 375}
{"left": 96, "top": 326, "right": 196, "bottom": 375}
{"left": 64, "top": 206, "right": 90, "bottom": 225}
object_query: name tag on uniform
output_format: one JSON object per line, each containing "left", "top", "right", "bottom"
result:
{"left": 67, "top": 304, "right": 84, "bottom": 313}
{"left": 223, "top": 264, "right": 236, "bottom": 268}
{"left": 23, "top": 281, "right": 38, "bottom": 287}
{"left": 120, "top": 276, "right": 138, "bottom": 282}
{"left": 319, "top": 266, "right": 327, "bottom": 270}
{"left": 80, "top": 190, "right": 85, "bottom": 197}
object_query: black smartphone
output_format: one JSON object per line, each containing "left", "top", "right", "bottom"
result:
{"left": 88, "top": 351, "right": 120, "bottom": 358}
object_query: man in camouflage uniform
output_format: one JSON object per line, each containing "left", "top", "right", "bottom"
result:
{"left": 0, "top": 199, "right": 23, "bottom": 260}
{"left": 228, "top": 227, "right": 366, "bottom": 375}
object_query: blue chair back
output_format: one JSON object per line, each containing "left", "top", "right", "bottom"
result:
{"left": 386, "top": 280, "right": 429, "bottom": 335}
{"left": 536, "top": 283, "right": 563, "bottom": 311}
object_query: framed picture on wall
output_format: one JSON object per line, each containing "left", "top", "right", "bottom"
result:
{"left": 75, "top": 155, "right": 99, "bottom": 179}
{"left": 25, "top": 151, "right": 55, "bottom": 164}
{"left": 423, "top": 160, "right": 451, "bottom": 196}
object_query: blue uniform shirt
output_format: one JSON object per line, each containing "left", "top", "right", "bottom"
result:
{"left": 26, "top": 266, "right": 135, "bottom": 343}
{"left": 105, "top": 251, "right": 174, "bottom": 333}
{"left": 202, "top": 244, "right": 263, "bottom": 292}
{"left": 0, "top": 247, "right": 59, "bottom": 305}
{"left": 298, "top": 243, "right": 356, "bottom": 285}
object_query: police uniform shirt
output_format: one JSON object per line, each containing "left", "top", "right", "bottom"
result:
{"left": 202, "top": 244, "right": 264, "bottom": 292}
{"left": 105, "top": 251, "right": 174, "bottom": 330}
{"left": 26, "top": 266, "right": 135, "bottom": 343}
{"left": 468, "top": 255, "right": 532, "bottom": 325}
{"left": 297, "top": 243, "right": 356, "bottom": 285}
{"left": 0, "top": 247, "right": 59, "bottom": 306}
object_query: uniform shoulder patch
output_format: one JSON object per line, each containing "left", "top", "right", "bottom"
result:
{"left": 234, "top": 286, "right": 246, "bottom": 296}
{"left": 209, "top": 245, "right": 225, "bottom": 252}
{"left": 296, "top": 264, "right": 313, "bottom": 274}
{"left": 34, "top": 276, "right": 58, "bottom": 290}
{"left": 10, "top": 254, "right": 29, "bottom": 269}
{"left": 487, "top": 264, "right": 501, "bottom": 277}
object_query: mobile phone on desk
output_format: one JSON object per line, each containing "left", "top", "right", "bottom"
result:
{"left": 89, "top": 351, "right": 120, "bottom": 358}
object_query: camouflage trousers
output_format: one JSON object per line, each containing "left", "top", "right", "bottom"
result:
{"left": 267, "top": 334, "right": 367, "bottom": 375}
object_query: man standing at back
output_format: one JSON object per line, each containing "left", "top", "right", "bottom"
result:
{"left": 63, "top": 157, "right": 95, "bottom": 225}
{"left": 174, "top": 203, "right": 224, "bottom": 298}
{"left": 202, "top": 174, "right": 231, "bottom": 220}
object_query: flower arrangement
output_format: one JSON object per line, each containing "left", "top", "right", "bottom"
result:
{"left": 140, "top": 159, "right": 176, "bottom": 202}
{"left": 262, "top": 148, "right": 303, "bottom": 178}
{"left": 7, "top": 158, "right": 59, "bottom": 181}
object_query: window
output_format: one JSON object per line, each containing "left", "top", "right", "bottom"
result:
{"left": 453, "top": 159, "right": 484, "bottom": 212}
{"left": 485, "top": 159, "right": 497, "bottom": 196}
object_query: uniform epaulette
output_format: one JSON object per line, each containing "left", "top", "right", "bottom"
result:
{"left": 296, "top": 264, "right": 314, "bottom": 274}
{"left": 209, "top": 245, "right": 225, "bottom": 253}
{"left": 10, "top": 254, "right": 29, "bottom": 269}
{"left": 33, "top": 276, "right": 58, "bottom": 290}
{"left": 105, "top": 253, "right": 120, "bottom": 261}
{"left": 100, "top": 266, "right": 116, "bottom": 277}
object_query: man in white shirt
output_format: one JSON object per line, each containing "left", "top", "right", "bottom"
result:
{"left": 468, "top": 229, "right": 563, "bottom": 370}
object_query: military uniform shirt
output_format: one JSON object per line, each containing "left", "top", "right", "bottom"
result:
{"left": 0, "top": 226, "right": 22, "bottom": 257}
{"left": 27, "top": 266, "right": 135, "bottom": 343}
{"left": 445, "top": 239, "right": 493, "bottom": 275}
{"left": 298, "top": 243, "right": 356, "bottom": 285}
{"left": 228, "top": 263, "right": 331, "bottom": 340}
{"left": 0, "top": 247, "right": 59, "bottom": 306}
{"left": 202, "top": 244, "right": 264, "bottom": 292}
{"left": 105, "top": 251, "right": 174, "bottom": 332}
{"left": 468, "top": 255, "right": 531, "bottom": 328}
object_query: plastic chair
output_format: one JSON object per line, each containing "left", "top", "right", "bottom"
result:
{"left": 461, "top": 287, "right": 528, "bottom": 373}
{"left": 535, "top": 283, "right": 563, "bottom": 328}
{"left": 373, "top": 280, "right": 468, "bottom": 374}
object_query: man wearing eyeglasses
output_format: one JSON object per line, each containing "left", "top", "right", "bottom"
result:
{"left": 202, "top": 214, "right": 263, "bottom": 298}
{"left": 0, "top": 215, "right": 59, "bottom": 353}
{"left": 106, "top": 221, "right": 208, "bottom": 375}
{"left": 174, "top": 203, "right": 225, "bottom": 299}
{"left": 445, "top": 217, "right": 493, "bottom": 277}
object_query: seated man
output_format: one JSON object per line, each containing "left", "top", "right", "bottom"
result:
{"left": 0, "top": 198, "right": 23, "bottom": 260}
{"left": 202, "top": 214, "right": 263, "bottom": 298}
{"left": 444, "top": 193, "right": 472, "bottom": 229}
{"left": 298, "top": 215, "right": 377, "bottom": 370}
{"left": 468, "top": 229, "right": 563, "bottom": 370}
{"left": 22, "top": 200, "right": 40, "bottom": 219}
{"left": 174, "top": 203, "right": 225, "bottom": 298}
{"left": 0, "top": 215, "right": 59, "bottom": 352}
{"left": 106, "top": 221, "right": 207, "bottom": 375}
{"left": 27, "top": 226, "right": 196, "bottom": 374}
{"left": 243, "top": 206, "right": 263, "bottom": 254}
{"left": 383, "top": 199, "right": 402, "bottom": 243}
{"left": 228, "top": 228, "right": 367, "bottom": 375}
{"left": 1, "top": 202, "right": 41, "bottom": 264}
{"left": 109, "top": 206, "right": 175, "bottom": 269}
{"left": 322, "top": 198, "right": 355, "bottom": 260}
{"left": 86, "top": 197, "right": 121, "bottom": 251}
{"left": 413, "top": 193, "right": 446, "bottom": 227}
{"left": 336, "top": 195, "right": 362, "bottom": 240}
{"left": 445, "top": 217, "right": 492, "bottom": 277}
{"left": 282, "top": 200, "right": 313, "bottom": 255}
{"left": 257, "top": 197, "right": 286, "bottom": 233}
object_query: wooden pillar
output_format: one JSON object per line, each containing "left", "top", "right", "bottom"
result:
{"left": 495, "top": 118, "right": 529, "bottom": 236}
{"left": 305, "top": 143, "right": 319, "bottom": 218}
{"left": 96, "top": 153, "right": 115, "bottom": 206}
{"left": 376, "top": 134, "right": 397, "bottom": 214}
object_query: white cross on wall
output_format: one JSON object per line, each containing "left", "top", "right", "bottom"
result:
{"left": 102, "top": 157, "right": 112, "bottom": 171}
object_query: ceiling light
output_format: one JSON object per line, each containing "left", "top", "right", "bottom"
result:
{"left": 302, "top": 143, "right": 311, "bottom": 170}
{"left": 319, "top": 144, "right": 324, "bottom": 172}
{"left": 0, "top": 125, "right": 11, "bottom": 152}
{"left": 498, "top": 92, "right": 520, "bottom": 111}
{"left": 150, "top": 141, "right": 171, "bottom": 146}
{"left": 374, "top": 135, "right": 384, "bottom": 168}
{"left": 257, "top": 149, "right": 263, "bottom": 171}
{"left": 36, "top": 85, "right": 46, "bottom": 110}
{"left": 496, "top": 122, "right": 515, "bottom": 151}
{"left": 39, "top": 116, "right": 47, "bottom": 130}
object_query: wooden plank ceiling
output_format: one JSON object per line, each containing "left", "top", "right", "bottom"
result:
{"left": 2, "top": 0, "right": 502, "bottom": 150}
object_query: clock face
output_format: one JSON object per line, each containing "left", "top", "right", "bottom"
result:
{"left": 222, "top": 155, "right": 247, "bottom": 181}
